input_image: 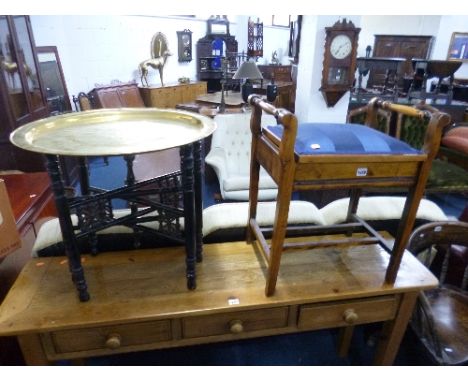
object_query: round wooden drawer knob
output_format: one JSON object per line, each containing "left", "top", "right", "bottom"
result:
{"left": 229, "top": 319, "right": 244, "bottom": 334}
{"left": 105, "top": 333, "right": 122, "bottom": 349}
{"left": 343, "top": 309, "right": 358, "bottom": 324}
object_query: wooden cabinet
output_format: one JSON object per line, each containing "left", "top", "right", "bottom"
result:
{"left": 0, "top": 15, "right": 49, "bottom": 172}
{"left": 196, "top": 34, "right": 238, "bottom": 93}
{"left": 256, "top": 66, "right": 295, "bottom": 111}
{"left": 367, "top": 35, "right": 433, "bottom": 89}
{"left": 258, "top": 65, "right": 292, "bottom": 82}
{"left": 139, "top": 82, "right": 207, "bottom": 108}
{"left": 0, "top": 172, "right": 57, "bottom": 312}
{"left": 88, "top": 83, "right": 145, "bottom": 108}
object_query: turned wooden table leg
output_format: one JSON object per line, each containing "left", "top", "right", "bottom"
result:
{"left": 373, "top": 291, "right": 418, "bottom": 365}
{"left": 181, "top": 144, "right": 196, "bottom": 290}
{"left": 45, "top": 154, "right": 89, "bottom": 302}
{"left": 193, "top": 140, "right": 203, "bottom": 263}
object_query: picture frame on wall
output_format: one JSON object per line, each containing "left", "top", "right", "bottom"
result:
{"left": 288, "top": 16, "right": 302, "bottom": 64}
{"left": 447, "top": 32, "right": 468, "bottom": 61}
{"left": 272, "top": 15, "right": 291, "bottom": 28}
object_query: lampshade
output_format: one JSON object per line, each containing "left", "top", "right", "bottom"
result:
{"left": 233, "top": 61, "right": 263, "bottom": 80}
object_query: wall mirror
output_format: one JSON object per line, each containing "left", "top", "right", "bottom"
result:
{"left": 151, "top": 32, "right": 169, "bottom": 58}
{"left": 36, "top": 46, "right": 72, "bottom": 114}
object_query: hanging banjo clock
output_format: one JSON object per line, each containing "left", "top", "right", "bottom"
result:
{"left": 320, "top": 18, "right": 361, "bottom": 107}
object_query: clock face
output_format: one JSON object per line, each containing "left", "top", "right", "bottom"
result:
{"left": 330, "top": 34, "right": 352, "bottom": 59}
{"left": 181, "top": 34, "right": 190, "bottom": 46}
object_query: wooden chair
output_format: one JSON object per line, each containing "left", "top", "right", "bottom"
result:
{"left": 247, "top": 95, "right": 451, "bottom": 296}
{"left": 348, "top": 102, "right": 468, "bottom": 193}
{"left": 408, "top": 221, "right": 468, "bottom": 365}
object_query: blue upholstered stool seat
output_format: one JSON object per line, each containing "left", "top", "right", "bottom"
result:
{"left": 265, "top": 123, "right": 421, "bottom": 155}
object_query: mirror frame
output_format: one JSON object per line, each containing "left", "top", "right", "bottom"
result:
{"left": 36, "top": 45, "right": 72, "bottom": 113}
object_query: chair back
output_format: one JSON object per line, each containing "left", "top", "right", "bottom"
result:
{"left": 77, "top": 92, "right": 92, "bottom": 111}
{"left": 408, "top": 220, "right": 468, "bottom": 365}
{"left": 408, "top": 221, "right": 468, "bottom": 288}
{"left": 348, "top": 98, "right": 451, "bottom": 152}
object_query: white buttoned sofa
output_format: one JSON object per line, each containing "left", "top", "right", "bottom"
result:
{"left": 32, "top": 197, "right": 448, "bottom": 257}
{"left": 205, "top": 112, "right": 278, "bottom": 201}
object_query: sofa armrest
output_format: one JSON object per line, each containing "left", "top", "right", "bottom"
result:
{"left": 205, "top": 147, "right": 228, "bottom": 178}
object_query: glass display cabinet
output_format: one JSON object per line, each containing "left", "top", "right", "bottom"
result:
{"left": 0, "top": 15, "right": 48, "bottom": 172}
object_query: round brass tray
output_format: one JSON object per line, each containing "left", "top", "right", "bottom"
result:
{"left": 10, "top": 108, "right": 216, "bottom": 156}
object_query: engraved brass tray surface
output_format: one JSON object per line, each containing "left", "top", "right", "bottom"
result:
{"left": 10, "top": 108, "right": 216, "bottom": 156}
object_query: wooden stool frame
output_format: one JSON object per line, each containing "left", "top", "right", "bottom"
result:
{"left": 247, "top": 96, "right": 451, "bottom": 296}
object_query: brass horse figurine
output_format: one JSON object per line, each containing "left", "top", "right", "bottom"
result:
{"left": 139, "top": 50, "right": 172, "bottom": 87}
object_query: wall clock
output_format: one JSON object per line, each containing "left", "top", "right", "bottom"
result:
{"left": 177, "top": 29, "right": 192, "bottom": 62}
{"left": 320, "top": 19, "right": 360, "bottom": 107}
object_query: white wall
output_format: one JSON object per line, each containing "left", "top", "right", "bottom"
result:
{"left": 31, "top": 15, "right": 468, "bottom": 117}
{"left": 30, "top": 16, "right": 237, "bottom": 99}
{"left": 31, "top": 15, "right": 291, "bottom": 103}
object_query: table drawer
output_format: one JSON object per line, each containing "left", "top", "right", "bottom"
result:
{"left": 298, "top": 296, "right": 398, "bottom": 330}
{"left": 182, "top": 307, "right": 289, "bottom": 339}
{"left": 49, "top": 320, "right": 172, "bottom": 354}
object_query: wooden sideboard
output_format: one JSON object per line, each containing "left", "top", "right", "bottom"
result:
{"left": 368, "top": 35, "right": 433, "bottom": 89}
{"left": 257, "top": 65, "right": 295, "bottom": 111}
{"left": 258, "top": 65, "right": 292, "bottom": 82}
{"left": 0, "top": 172, "right": 57, "bottom": 366}
{"left": 0, "top": 172, "right": 57, "bottom": 299}
{"left": 0, "top": 235, "right": 437, "bottom": 365}
{"left": 139, "top": 82, "right": 207, "bottom": 109}
{"left": 252, "top": 81, "right": 295, "bottom": 111}
{"left": 1, "top": 172, "right": 56, "bottom": 237}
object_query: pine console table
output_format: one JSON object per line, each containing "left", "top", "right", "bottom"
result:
{"left": 0, "top": 234, "right": 437, "bottom": 365}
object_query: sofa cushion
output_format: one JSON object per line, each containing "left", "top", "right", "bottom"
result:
{"left": 441, "top": 127, "right": 468, "bottom": 155}
{"left": 33, "top": 201, "right": 324, "bottom": 256}
{"left": 320, "top": 196, "right": 448, "bottom": 225}
{"left": 203, "top": 200, "right": 325, "bottom": 238}
{"left": 223, "top": 174, "right": 277, "bottom": 192}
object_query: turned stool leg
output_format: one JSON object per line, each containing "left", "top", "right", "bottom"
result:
{"left": 266, "top": 181, "right": 294, "bottom": 296}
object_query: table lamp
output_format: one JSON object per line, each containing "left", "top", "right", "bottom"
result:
{"left": 233, "top": 60, "right": 263, "bottom": 102}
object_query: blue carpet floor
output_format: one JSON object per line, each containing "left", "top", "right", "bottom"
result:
{"left": 81, "top": 156, "right": 466, "bottom": 366}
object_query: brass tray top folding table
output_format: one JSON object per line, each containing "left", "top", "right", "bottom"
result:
{"left": 10, "top": 108, "right": 216, "bottom": 301}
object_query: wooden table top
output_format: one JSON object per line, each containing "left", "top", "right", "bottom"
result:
{"left": 196, "top": 92, "right": 244, "bottom": 106}
{"left": 0, "top": 235, "right": 437, "bottom": 336}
